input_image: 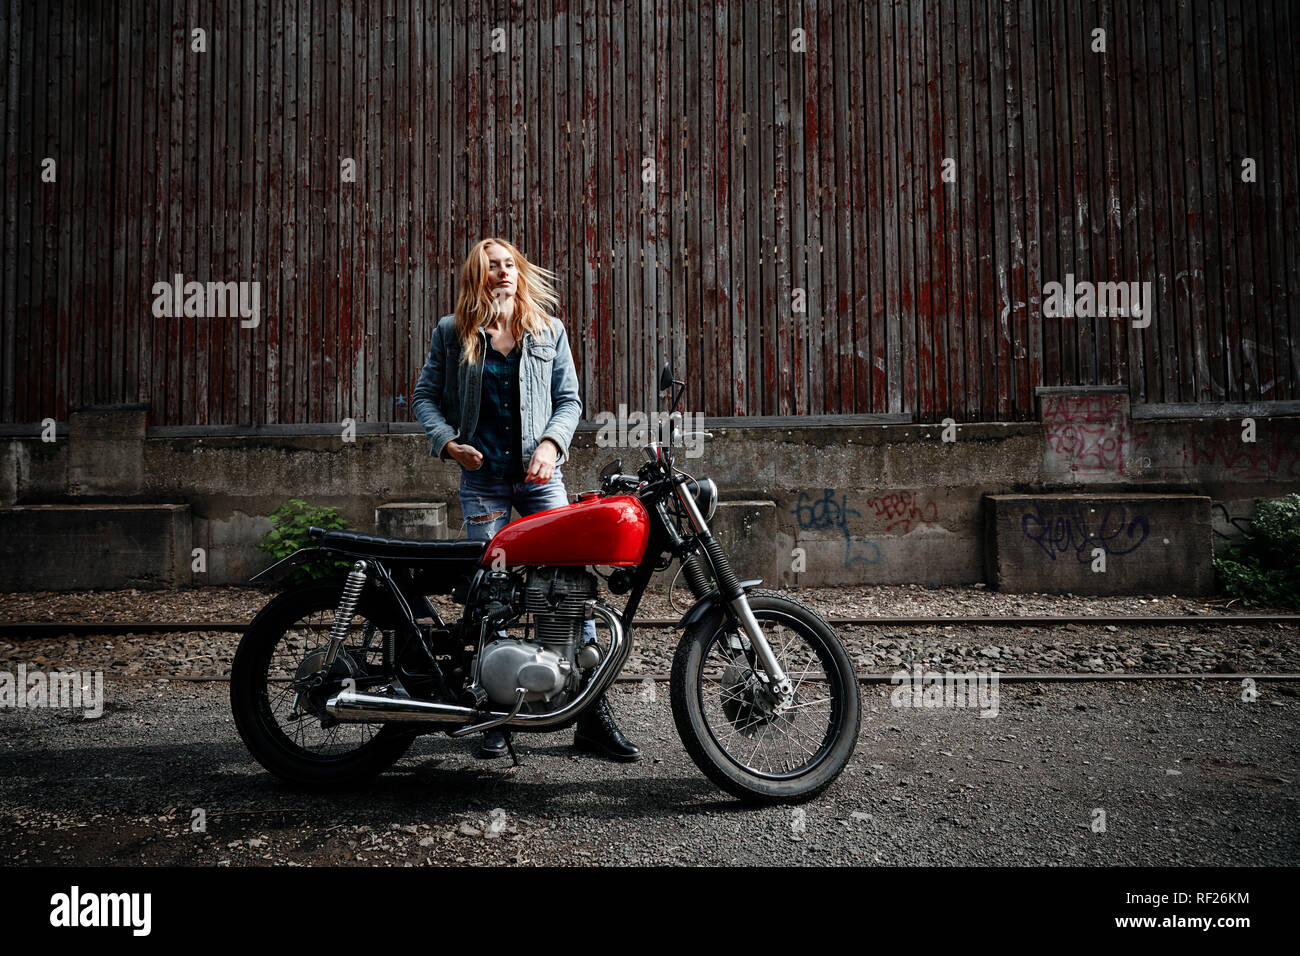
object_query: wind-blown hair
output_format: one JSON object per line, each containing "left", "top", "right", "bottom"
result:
{"left": 454, "top": 238, "right": 561, "bottom": 366}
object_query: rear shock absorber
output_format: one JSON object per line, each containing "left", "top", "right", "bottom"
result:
{"left": 323, "top": 560, "right": 368, "bottom": 669}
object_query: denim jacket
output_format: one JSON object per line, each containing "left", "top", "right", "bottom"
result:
{"left": 411, "top": 312, "right": 582, "bottom": 467}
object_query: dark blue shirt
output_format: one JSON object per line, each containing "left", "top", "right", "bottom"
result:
{"left": 472, "top": 341, "right": 524, "bottom": 481}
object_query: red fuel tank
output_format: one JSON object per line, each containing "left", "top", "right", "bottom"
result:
{"left": 482, "top": 494, "right": 650, "bottom": 567}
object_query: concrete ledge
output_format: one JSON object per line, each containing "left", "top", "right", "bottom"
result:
{"left": 1132, "top": 402, "right": 1300, "bottom": 419}
{"left": 984, "top": 494, "right": 1213, "bottom": 595}
{"left": 0, "top": 503, "right": 192, "bottom": 591}
{"left": 374, "top": 502, "right": 450, "bottom": 540}
{"left": 4, "top": 407, "right": 1297, "bottom": 591}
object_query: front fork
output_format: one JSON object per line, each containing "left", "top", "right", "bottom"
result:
{"left": 669, "top": 477, "right": 794, "bottom": 703}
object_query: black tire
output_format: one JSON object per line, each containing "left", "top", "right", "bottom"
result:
{"left": 670, "top": 588, "right": 861, "bottom": 804}
{"left": 230, "top": 579, "right": 418, "bottom": 788}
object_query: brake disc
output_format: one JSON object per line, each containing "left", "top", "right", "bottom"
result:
{"left": 719, "top": 663, "right": 783, "bottom": 737}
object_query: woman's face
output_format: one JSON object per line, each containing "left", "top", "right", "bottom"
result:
{"left": 484, "top": 244, "right": 517, "bottom": 303}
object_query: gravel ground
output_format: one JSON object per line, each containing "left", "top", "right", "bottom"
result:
{"left": 0, "top": 582, "right": 1284, "bottom": 624}
{"left": 1, "top": 678, "right": 1296, "bottom": 866}
{"left": 1, "top": 585, "right": 1296, "bottom": 680}
{"left": 1, "top": 621, "right": 1296, "bottom": 681}
{"left": 3, "top": 581, "right": 1296, "bottom": 868}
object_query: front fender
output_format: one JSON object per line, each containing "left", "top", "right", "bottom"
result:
{"left": 675, "top": 579, "right": 764, "bottom": 631}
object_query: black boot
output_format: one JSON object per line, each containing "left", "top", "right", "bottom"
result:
{"left": 574, "top": 694, "right": 640, "bottom": 762}
{"left": 478, "top": 728, "right": 509, "bottom": 758}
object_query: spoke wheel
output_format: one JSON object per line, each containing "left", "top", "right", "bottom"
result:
{"left": 703, "top": 621, "right": 838, "bottom": 778}
{"left": 671, "top": 589, "right": 860, "bottom": 804}
{"left": 231, "top": 580, "right": 417, "bottom": 788}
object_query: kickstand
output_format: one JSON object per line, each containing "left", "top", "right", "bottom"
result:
{"left": 505, "top": 732, "right": 522, "bottom": 768}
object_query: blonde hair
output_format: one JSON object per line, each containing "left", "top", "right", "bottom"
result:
{"left": 454, "top": 238, "right": 561, "bottom": 365}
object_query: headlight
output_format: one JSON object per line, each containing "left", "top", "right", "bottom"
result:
{"left": 687, "top": 478, "right": 718, "bottom": 522}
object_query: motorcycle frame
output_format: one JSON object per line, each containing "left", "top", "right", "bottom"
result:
{"left": 250, "top": 440, "right": 792, "bottom": 728}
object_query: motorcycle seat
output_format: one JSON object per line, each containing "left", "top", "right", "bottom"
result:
{"left": 308, "top": 526, "right": 489, "bottom": 562}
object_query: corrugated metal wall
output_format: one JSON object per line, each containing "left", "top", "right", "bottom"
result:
{"left": 1, "top": 0, "right": 1297, "bottom": 426}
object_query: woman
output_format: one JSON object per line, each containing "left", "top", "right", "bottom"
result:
{"left": 411, "top": 238, "right": 639, "bottom": 762}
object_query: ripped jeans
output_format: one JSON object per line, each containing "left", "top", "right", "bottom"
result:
{"left": 458, "top": 464, "right": 598, "bottom": 646}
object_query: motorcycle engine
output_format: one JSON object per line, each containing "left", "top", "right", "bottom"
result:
{"left": 477, "top": 567, "right": 599, "bottom": 707}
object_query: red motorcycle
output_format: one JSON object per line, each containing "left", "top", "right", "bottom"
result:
{"left": 231, "top": 364, "right": 861, "bottom": 803}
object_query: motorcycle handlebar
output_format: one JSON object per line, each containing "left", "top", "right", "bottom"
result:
{"left": 599, "top": 466, "right": 673, "bottom": 500}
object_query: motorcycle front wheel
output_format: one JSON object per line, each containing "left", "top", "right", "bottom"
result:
{"left": 670, "top": 589, "right": 861, "bottom": 804}
{"left": 230, "top": 579, "right": 418, "bottom": 788}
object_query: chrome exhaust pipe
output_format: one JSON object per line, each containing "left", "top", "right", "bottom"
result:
{"left": 324, "top": 601, "right": 630, "bottom": 726}
{"left": 324, "top": 691, "right": 478, "bottom": 724}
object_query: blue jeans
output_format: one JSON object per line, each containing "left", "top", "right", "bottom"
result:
{"left": 458, "top": 465, "right": 598, "bottom": 646}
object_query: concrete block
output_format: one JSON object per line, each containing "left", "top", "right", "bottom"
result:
{"left": 777, "top": 487, "right": 984, "bottom": 586}
{"left": 196, "top": 510, "right": 274, "bottom": 585}
{"left": 0, "top": 503, "right": 192, "bottom": 591}
{"left": 69, "top": 405, "right": 149, "bottom": 495}
{"left": 374, "top": 502, "right": 450, "bottom": 540}
{"left": 1037, "top": 387, "right": 1138, "bottom": 483}
{"left": 0, "top": 434, "right": 69, "bottom": 505}
{"left": 0, "top": 440, "right": 24, "bottom": 506}
{"left": 985, "top": 493, "right": 1213, "bottom": 595}
{"left": 1211, "top": 498, "right": 1256, "bottom": 554}
{"left": 709, "top": 500, "right": 779, "bottom": 584}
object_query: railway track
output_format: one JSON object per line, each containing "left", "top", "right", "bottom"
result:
{"left": 45, "top": 671, "right": 1300, "bottom": 682}
{"left": 2, "top": 613, "right": 1296, "bottom": 638}
{"left": 3, "top": 614, "right": 1295, "bottom": 682}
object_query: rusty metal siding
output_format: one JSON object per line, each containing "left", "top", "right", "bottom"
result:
{"left": 0, "top": 0, "right": 1296, "bottom": 426}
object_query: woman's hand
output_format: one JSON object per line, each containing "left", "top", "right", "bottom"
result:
{"left": 446, "top": 440, "right": 483, "bottom": 471}
{"left": 525, "top": 439, "right": 560, "bottom": 484}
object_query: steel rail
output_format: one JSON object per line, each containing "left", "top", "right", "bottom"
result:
{"left": 1, "top": 614, "right": 1296, "bottom": 637}
{"left": 13, "top": 671, "right": 1299, "bottom": 683}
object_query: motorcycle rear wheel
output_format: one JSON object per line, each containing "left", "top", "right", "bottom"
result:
{"left": 230, "top": 579, "right": 418, "bottom": 788}
{"left": 670, "top": 589, "right": 861, "bottom": 804}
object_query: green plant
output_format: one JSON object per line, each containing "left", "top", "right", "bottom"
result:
{"left": 1213, "top": 494, "right": 1300, "bottom": 608}
{"left": 258, "top": 498, "right": 353, "bottom": 584}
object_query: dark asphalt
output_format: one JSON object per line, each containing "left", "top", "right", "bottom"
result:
{"left": 1, "top": 677, "right": 1296, "bottom": 866}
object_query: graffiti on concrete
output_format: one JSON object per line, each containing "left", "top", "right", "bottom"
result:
{"left": 1211, "top": 502, "right": 1253, "bottom": 542}
{"left": 1183, "top": 433, "right": 1300, "bottom": 481}
{"left": 791, "top": 489, "right": 881, "bottom": 568}
{"left": 1020, "top": 499, "right": 1151, "bottom": 563}
{"left": 864, "top": 491, "right": 940, "bottom": 534}
{"left": 1042, "top": 394, "right": 1146, "bottom": 475}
